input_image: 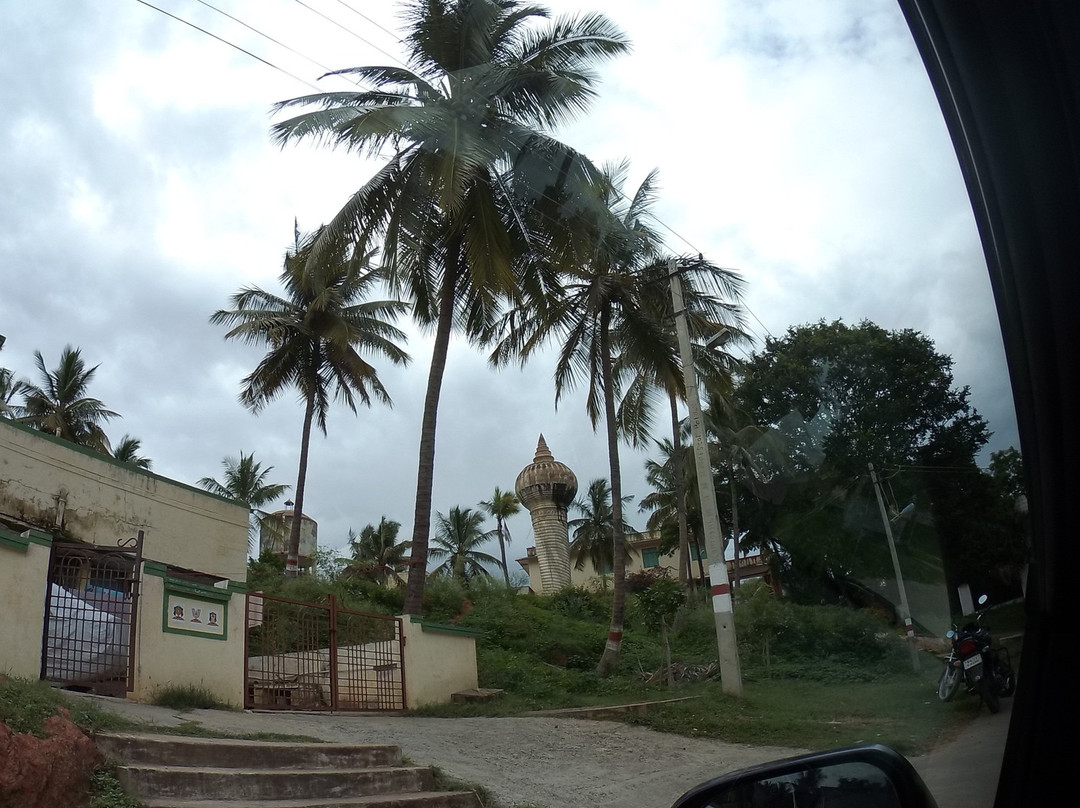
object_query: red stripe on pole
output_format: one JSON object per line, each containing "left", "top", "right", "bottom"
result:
{"left": 711, "top": 583, "right": 730, "bottom": 597}
{"left": 608, "top": 630, "right": 623, "bottom": 643}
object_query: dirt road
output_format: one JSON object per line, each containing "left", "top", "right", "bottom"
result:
{"left": 81, "top": 696, "right": 1007, "bottom": 808}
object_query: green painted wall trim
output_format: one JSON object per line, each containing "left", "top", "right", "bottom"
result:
{"left": 0, "top": 528, "right": 52, "bottom": 552}
{"left": 163, "top": 578, "right": 232, "bottom": 602}
{"left": 143, "top": 561, "right": 168, "bottom": 577}
{"left": 227, "top": 580, "right": 248, "bottom": 594}
{"left": 407, "top": 616, "right": 483, "bottom": 638}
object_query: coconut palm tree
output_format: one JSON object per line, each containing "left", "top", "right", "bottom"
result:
{"left": 568, "top": 478, "right": 634, "bottom": 581}
{"left": 211, "top": 227, "right": 410, "bottom": 576}
{"left": 428, "top": 506, "right": 500, "bottom": 585}
{"left": 198, "top": 452, "right": 290, "bottom": 553}
{"left": 112, "top": 434, "right": 152, "bottom": 470}
{"left": 342, "top": 517, "right": 410, "bottom": 584}
{"left": 491, "top": 163, "right": 690, "bottom": 675}
{"left": 18, "top": 346, "right": 118, "bottom": 453}
{"left": 478, "top": 486, "right": 520, "bottom": 586}
{"left": 1, "top": 367, "right": 29, "bottom": 418}
{"left": 270, "top": 0, "right": 629, "bottom": 614}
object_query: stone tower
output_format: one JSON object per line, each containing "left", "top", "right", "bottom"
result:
{"left": 515, "top": 434, "right": 578, "bottom": 594}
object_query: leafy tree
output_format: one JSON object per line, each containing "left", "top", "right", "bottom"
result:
{"left": 428, "top": 506, "right": 499, "bottom": 585}
{"left": 479, "top": 487, "right": 520, "bottom": 586}
{"left": 343, "top": 517, "right": 410, "bottom": 584}
{"left": 734, "top": 319, "right": 993, "bottom": 606}
{"left": 112, "top": 434, "right": 152, "bottom": 470}
{"left": 17, "top": 346, "right": 119, "bottom": 453}
{"left": 271, "top": 0, "right": 629, "bottom": 614}
{"left": 568, "top": 478, "right": 635, "bottom": 580}
{"left": 636, "top": 575, "right": 686, "bottom": 685}
{"left": 211, "top": 225, "right": 410, "bottom": 576}
{"left": 639, "top": 438, "right": 707, "bottom": 585}
{"left": 198, "top": 452, "right": 290, "bottom": 554}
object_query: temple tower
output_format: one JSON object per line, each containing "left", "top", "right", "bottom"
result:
{"left": 515, "top": 434, "right": 578, "bottom": 593}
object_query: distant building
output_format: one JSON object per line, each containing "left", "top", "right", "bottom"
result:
{"left": 258, "top": 503, "right": 318, "bottom": 572}
{"left": 515, "top": 434, "right": 577, "bottom": 593}
{"left": 517, "top": 530, "right": 780, "bottom": 595}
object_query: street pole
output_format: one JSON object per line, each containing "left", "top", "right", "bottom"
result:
{"left": 869, "top": 462, "right": 921, "bottom": 671}
{"left": 669, "top": 261, "right": 743, "bottom": 696}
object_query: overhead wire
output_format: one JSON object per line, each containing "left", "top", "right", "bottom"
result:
{"left": 135, "top": 0, "right": 773, "bottom": 346}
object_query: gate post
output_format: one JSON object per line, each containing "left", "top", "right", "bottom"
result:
{"left": 328, "top": 594, "right": 339, "bottom": 710}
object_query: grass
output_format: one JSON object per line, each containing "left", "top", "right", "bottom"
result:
{"left": 150, "top": 683, "right": 235, "bottom": 711}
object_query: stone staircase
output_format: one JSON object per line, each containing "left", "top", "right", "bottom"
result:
{"left": 95, "top": 733, "right": 482, "bottom": 808}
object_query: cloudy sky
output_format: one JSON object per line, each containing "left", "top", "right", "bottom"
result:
{"left": 1, "top": 0, "right": 1017, "bottom": 573}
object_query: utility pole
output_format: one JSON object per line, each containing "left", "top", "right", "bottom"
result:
{"left": 669, "top": 259, "right": 743, "bottom": 696}
{"left": 869, "top": 462, "right": 920, "bottom": 671}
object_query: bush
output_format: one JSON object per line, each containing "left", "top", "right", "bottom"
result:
{"left": 549, "top": 586, "right": 607, "bottom": 621}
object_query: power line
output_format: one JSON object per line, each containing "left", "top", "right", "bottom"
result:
{"left": 131, "top": 0, "right": 323, "bottom": 92}
{"left": 133, "top": 0, "right": 773, "bottom": 341}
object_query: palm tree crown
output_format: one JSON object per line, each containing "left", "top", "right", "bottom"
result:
{"left": 479, "top": 486, "right": 520, "bottom": 585}
{"left": 271, "top": 0, "right": 630, "bottom": 613}
{"left": 429, "top": 506, "right": 500, "bottom": 584}
{"left": 112, "top": 434, "right": 152, "bottom": 470}
{"left": 198, "top": 452, "right": 290, "bottom": 553}
{"left": 18, "top": 345, "right": 119, "bottom": 453}
{"left": 211, "top": 226, "right": 410, "bottom": 575}
{"left": 343, "top": 517, "right": 411, "bottom": 584}
{"left": 569, "top": 478, "right": 635, "bottom": 574}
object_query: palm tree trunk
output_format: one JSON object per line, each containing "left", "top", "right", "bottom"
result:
{"left": 402, "top": 253, "right": 460, "bottom": 614}
{"left": 286, "top": 386, "right": 317, "bottom": 578}
{"left": 497, "top": 516, "right": 511, "bottom": 586}
{"left": 597, "top": 313, "right": 626, "bottom": 678}
{"left": 669, "top": 391, "right": 693, "bottom": 590}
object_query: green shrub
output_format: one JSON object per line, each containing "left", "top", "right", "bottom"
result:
{"left": 549, "top": 586, "right": 607, "bottom": 621}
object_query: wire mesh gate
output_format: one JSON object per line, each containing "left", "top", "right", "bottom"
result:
{"left": 244, "top": 592, "right": 405, "bottom": 711}
{"left": 41, "top": 532, "right": 143, "bottom": 697}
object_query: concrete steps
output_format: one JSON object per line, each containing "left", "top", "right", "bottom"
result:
{"left": 95, "top": 733, "right": 481, "bottom": 808}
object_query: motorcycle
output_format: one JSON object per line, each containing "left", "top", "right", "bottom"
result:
{"left": 937, "top": 594, "right": 1015, "bottom": 713}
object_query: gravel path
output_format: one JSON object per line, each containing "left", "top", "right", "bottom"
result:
{"left": 78, "top": 695, "right": 1007, "bottom": 808}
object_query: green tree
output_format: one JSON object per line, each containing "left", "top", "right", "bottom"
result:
{"left": 1, "top": 367, "right": 29, "bottom": 418}
{"left": 270, "top": 0, "right": 629, "bottom": 614}
{"left": 112, "top": 434, "right": 152, "bottom": 470}
{"left": 568, "top": 478, "right": 634, "bottom": 581}
{"left": 636, "top": 576, "right": 685, "bottom": 686}
{"left": 211, "top": 226, "right": 410, "bottom": 576}
{"left": 428, "top": 506, "right": 499, "bottom": 585}
{"left": 734, "top": 319, "right": 992, "bottom": 605}
{"left": 479, "top": 486, "right": 520, "bottom": 586}
{"left": 198, "top": 452, "right": 290, "bottom": 554}
{"left": 18, "top": 346, "right": 119, "bottom": 453}
{"left": 343, "top": 517, "right": 410, "bottom": 584}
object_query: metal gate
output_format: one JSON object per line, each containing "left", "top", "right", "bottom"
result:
{"left": 244, "top": 592, "right": 405, "bottom": 711}
{"left": 41, "top": 532, "right": 143, "bottom": 697}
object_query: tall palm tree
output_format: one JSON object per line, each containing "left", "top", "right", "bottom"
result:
{"left": 478, "top": 486, "right": 520, "bottom": 586}
{"left": 343, "top": 517, "right": 410, "bottom": 584}
{"left": 112, "top": 434, "right": 152, "bottom": 470}
{"left": 198, "top": 452, "right": 290, "bottom": 554}
{"left": 270, "top": 0, "right": 629, "bottom": 614}
{"left": 568, "top": 478, "right": 634, "bottom": 580}
{"left": 638, "top": 438, "right": 707, "bottom": 587}
{"left": 211, "top": 228, "right": 410, "bottom": 575}
{"left": 428, "top": 506, "right": 500, "bottom": 585}
{"left": 616, "top": 258, "right": 747, "bottom": 589}
{"left": 492, "top": 164, "right": 691, "bottom": 675}
{"left": 18, "top": 346, "right": 118, "bottom": 453}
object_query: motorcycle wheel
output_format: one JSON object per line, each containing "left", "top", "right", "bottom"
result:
{"left": 999, "top": 664, "right": 1016, "bottom": 697}
{"left": 980, "top": 676, "right": 1001, "bottom": 714}
{"left": 937, "top": 666, "right": 960, "bottom": 701}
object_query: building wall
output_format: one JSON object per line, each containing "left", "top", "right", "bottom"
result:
{"left": 400, "top": 617, "right": 479, "bottom": 708}
{"left": 132, "top": 568, "right": 246, "bottom": 707}
{"left": 0, "top": 421, "right": 248, "bottom": 580}
{"left": 0, "top": 421, "right": 249, "bottom": 701}
{"left": 0, "top": 529, "right": 52, "bottom": 679}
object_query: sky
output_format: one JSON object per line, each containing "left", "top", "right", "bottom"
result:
{"left": 0, "top": 0, "right": 1018, "bottom": 576}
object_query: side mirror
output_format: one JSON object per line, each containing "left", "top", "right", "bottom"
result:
{"left": 670, "top": 744, "right": 938, "bottom": 808}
